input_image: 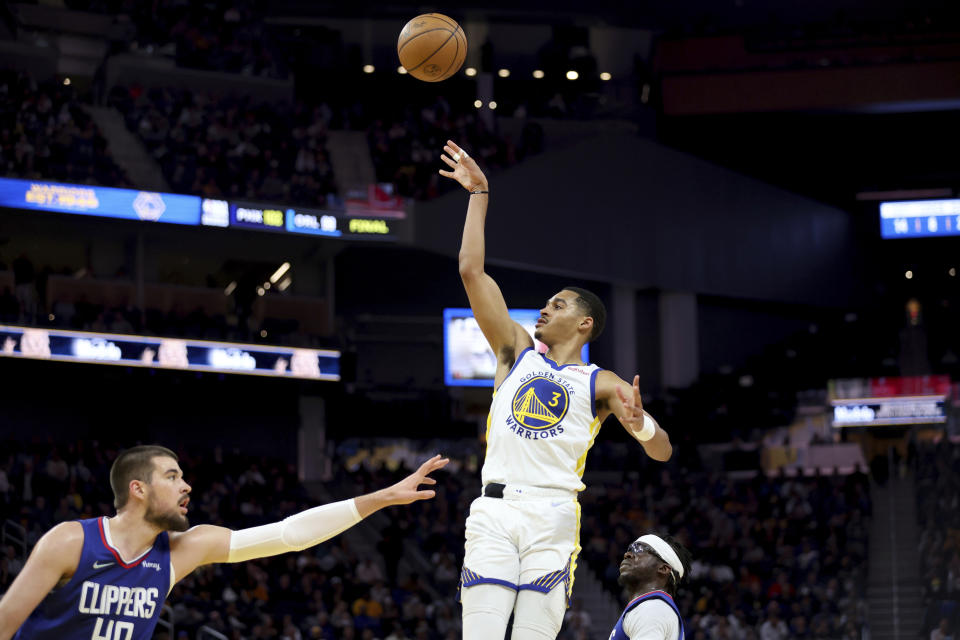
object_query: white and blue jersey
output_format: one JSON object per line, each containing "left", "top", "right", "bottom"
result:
{"left": 609, "top": 591, "right": 684, "bottom": 640}
{"left": 15, "top": 517, "right": 171, "bottom": 640}
{"left": 483, "top": 347, "right": 602, "bottom": 492}
{"left": 459, "top": 347, "right": 602, "bottom": 611}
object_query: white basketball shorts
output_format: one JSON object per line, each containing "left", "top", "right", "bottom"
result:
{"left": 459, "top": 487, "right": 581, "bottom": 603}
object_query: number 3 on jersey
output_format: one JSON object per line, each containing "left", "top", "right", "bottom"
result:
{"left": 548, "top": 392, "right": 561, "bottom": 407}
{"left": 92, "top": 618, "right": 134, "bottom": 640}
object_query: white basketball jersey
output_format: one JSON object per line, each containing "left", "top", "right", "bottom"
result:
{"left": 482, "top": 347, "right": 603, "bottom": 492}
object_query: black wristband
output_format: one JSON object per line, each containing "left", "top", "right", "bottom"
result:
{"left": 470, "top": 190, "right": 489, "bottom": 195}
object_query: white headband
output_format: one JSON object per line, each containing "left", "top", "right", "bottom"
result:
{"left": 637, "top": 534, "right": 684, "bottom": 579}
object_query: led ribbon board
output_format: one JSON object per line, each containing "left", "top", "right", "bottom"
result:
{"left": 829, "top": 376, "right": 949, "bottom": 427}
{"left": 0, "top": 178, "right": 401, "bottom": 240}
{"left": 0, "top": 325, "right": 340, "bottom": 380}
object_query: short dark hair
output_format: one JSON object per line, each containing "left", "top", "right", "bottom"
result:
{"left": 110, "top": 445, "right": 178, "bottom": 510}
{"left": 562, "top": 286, "right": 606, "bottom": 342}
{"left": 660, "top": 534, "right": 692, "bottom": 598}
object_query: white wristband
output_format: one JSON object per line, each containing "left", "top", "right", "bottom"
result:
{"left": 636, "top": 413, "right": 657, "bottom": 442}
{"left": 227, "top": 498, "right": 361, "bottom": 563}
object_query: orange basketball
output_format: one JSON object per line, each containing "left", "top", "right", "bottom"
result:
{"left": 397, "top": 13, "right": 467, "bottom": 82}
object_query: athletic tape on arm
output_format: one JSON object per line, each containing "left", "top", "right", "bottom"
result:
{"left": 636, "top": 413, "right": 657, "bottom": 442}
{"left": 227, "top": 498, "right": 361, "bottom": 562}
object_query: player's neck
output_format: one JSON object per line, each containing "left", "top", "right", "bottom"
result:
{"left": 629, "top": 581, "right": 668, "bottom": 602}
{"left": 107, "top": 511, "right": 162, "bottom": 561}
{"left": 544, "top": 340, "right": 586, "bottom": 366}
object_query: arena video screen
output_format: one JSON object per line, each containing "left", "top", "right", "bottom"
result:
{"left": 443, "top": 308, "right": 589, "bottom": 387}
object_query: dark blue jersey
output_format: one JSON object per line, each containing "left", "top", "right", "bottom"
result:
{"left": 15, "top": 517, "right": 171, "bottom": 640}
{"left": 608, "top": 590, "right": 684, "bottom": 640}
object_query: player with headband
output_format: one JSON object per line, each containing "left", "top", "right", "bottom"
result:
{"left": 439, "top": 140, "right": 674, "bottom": 640}
{"left": 0, "top": 445, "right": 448, "bottom": 639}
{"left": 610, "top": 534, "right": 691, "bottom": 640}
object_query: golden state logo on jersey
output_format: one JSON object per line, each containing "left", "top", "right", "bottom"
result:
{"left": 511, "top": 376, "right": 570, "bottom": 430}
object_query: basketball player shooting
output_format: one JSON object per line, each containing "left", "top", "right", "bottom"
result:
{"left": 438, "top": 140, "right": 673, "bottom": 640}
{"left": 0, "top": 445, "right": 448, "bottom": 640}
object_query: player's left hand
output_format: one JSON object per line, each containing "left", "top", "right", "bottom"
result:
{"left": 615, "top": 375, "right": 646, "bottom": 434}
{"left": 383, "top": 454, "right": 450, "bottom": 505}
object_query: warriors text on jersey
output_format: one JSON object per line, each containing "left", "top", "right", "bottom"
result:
{"left": 15, "top": 517, "right": 171, "bottom": 640}
{"left": 483, "top": 347, "right": 602, "bottom": 492}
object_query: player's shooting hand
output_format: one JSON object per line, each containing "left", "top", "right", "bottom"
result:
{"left": 384, "top": 454, "right": 450, "bottom": 506}
{"left": 615, "top": 375, "right": 646, "bottom": 434}
{"left": 439, "top": 140, "right": 488, "bottom": 192}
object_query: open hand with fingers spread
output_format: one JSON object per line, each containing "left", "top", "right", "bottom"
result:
{"left": 439, "top": 140, "right": 489, "bottom": 193}
{"left": 382, "top": 454, "right": 450, "bottom": 506}
{"left": 615, "top": 375, "right": 649, "bottom": 437}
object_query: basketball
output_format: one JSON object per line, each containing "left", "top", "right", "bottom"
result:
{"left": 397, "top": 13, "right": 467, "bottom": 82}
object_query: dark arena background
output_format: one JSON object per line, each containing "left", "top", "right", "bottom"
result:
{"left": 2, "top": 0, "right": 960, "bottom": 638}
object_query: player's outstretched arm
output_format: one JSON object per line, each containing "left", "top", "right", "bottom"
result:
{"left": 439, "top": 140, "right": 531, "bottom": 363}
{"left": 0, "top": 522, "right": 83, "bottom": 640}
{"left": 597, "top": 372, "right": 672, "bottom": 461}
{"left": 169, "top": 455, "right": 449, "bottom": 582}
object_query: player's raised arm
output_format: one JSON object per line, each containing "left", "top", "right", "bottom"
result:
{"left": 440, "top": 140, "right": 531, "bottom": 363}
{"left": 597, "top": 372, "right": 673, "bottom": 461}
{"left": 0, "top": 522, "right": 83, "bottom": 639}
{"left": 168, "top": 455, "right": 449, "bottom": 582}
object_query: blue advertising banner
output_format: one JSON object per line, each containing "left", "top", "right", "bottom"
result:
{"left": 0, "top": 177, "right": 202, "bottom": 225}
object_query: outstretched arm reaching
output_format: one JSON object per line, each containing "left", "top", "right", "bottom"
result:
{"left": 168, "top": 455, "right": 450, "bottom": 583}
{"left": 439, "top": 140, "right": 532, "bottom": 382}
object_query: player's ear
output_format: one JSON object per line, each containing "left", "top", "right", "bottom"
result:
{"left": 130, "top": 478, "right": 147, "bottom": 502}
{"left": 579, "top": 316, "right": 593, "bottom": 335}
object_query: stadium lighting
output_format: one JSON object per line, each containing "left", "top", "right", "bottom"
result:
{"left": 260, "top": 330, "right": 268, "bottom": 338}
{"left": 257, "top": 286, "right": 266, "bottom": 296}
{"left": 497, "top": 69, "right": 510, "bottom": 78}
{"left": 473, "top": 99, "right": 482, "bottom": 108}
{"left": 600, "top": 72, "right": 612, "bottom": 81}
{"left": 532, "top": 70, "right": 544, "bottom": 79}
{"left": 398, "top": 66, "right": 407, "bottom": 74}
{"left": 566, "top": 70, "right": 579, "bottom": 80}
{"left": 277, "top": 277, "right": 292, "bottom": 292}
{"left": 488, "top": 101, "right": 497, "bottom": 110}
{"left": 363, "top": 64, "right": 375, "bottom": 74}
{"left": 465, "top": 67, "right": 477, "bottom": 77}
{"left": 270, "top": 262, "right": 291, "bottom": 284}
{"left": 950, "top": 268, "right": 956, "bottom": 277}
{"left": 905, "top": 270, "right": 914, "bottom": 280}
{"left": 224, "top": 281, "right": 237, "bottom": 296}
{"left": 63, "top": 77, "right": 71, "bottom": 86}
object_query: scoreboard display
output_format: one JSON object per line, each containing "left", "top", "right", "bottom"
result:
{"left": 0, "top": 177, "right": 402, "bottom": 241}
{"left": 880, "top": 199, "right": 960, "bottom": 239}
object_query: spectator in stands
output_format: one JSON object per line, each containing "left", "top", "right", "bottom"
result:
{"left": 12, "top": 253, "right": 37, "bottom": 324}
{"left": 932, "top": 617, "right": 954, "bottom": 640}
{"left": 0, "top": 70, "right": 129, "bottom": 188}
